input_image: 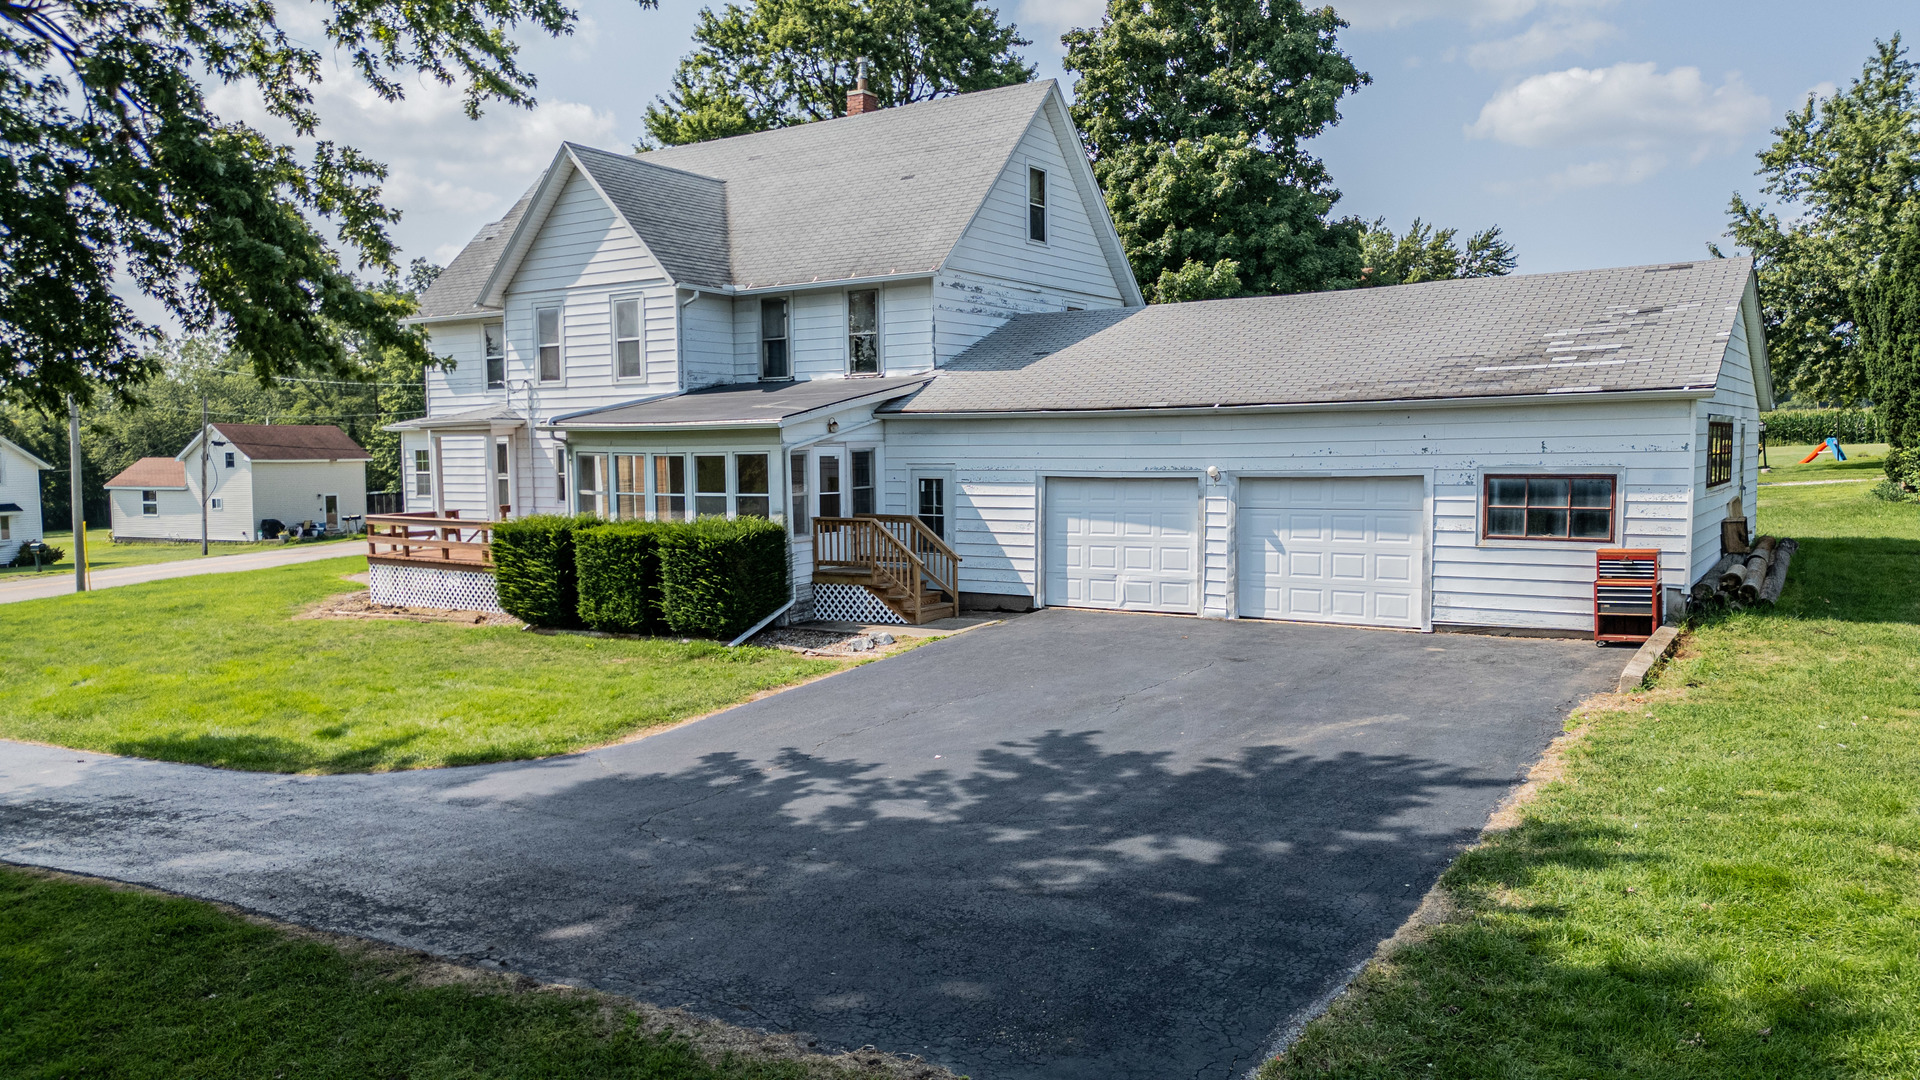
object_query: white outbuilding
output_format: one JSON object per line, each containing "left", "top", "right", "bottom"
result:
{"left": 105, "top": 423, "right": 371, "bottom": 542}
{"left": 0, "top": 434, "right": 54, "bottom": 564}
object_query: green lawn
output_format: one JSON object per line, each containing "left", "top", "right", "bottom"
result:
{"left": 1763, "top": 441, "right": 1888, "bottom": 483}
{"left": 0, "top": 867, "right": 912, "bottom": 1080}
{"left": 0, "top": 556, "right": 840, "bottom": 772}
{"left": 1263, "top": 479, "right": 1920, "bottom": 1079}
{"left": 1, "top": 527, "right": 322, "bottom": 577}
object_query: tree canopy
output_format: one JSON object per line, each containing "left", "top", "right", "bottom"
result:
{"left": 1063, "top": 0, "right": 1370, "bottom": 302}
{"left": 0, "top": 0, "right": 634, "bottom": 414}
{"left": 1860, "top": 223, "right": 1920, "bottom": 491}
{"left": 1724, "top": 36, "right": 1920, "bottom": 403}
{"left": 1358, "top": 218, "right": 1516, "bottom": 287}
{"left": 641, "top": 0, "right": 1031, "bottom": 147}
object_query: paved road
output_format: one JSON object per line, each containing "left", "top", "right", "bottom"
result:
{"left": 0, "top": 540, "right": 362, "bottom": 604}
{"left": 0, "top": 610, "right": 1623, "bottom": 1079}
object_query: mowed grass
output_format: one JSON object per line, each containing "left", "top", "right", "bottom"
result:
{"left": 0, "top": 867, "right": 873, "bottom": 1080}
{"left": 0, "top": 557, "right": 840, "bottom": 772}
{"left": 0, "top": 527, "right": 321, "bottom": 577}
{"left": 1763, "top": 441, "right": 1888, "bottom": 482}
{"left": 1263, "top": 480, "right": 1920, "bottom": 1079}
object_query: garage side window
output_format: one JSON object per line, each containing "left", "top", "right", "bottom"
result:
{"left": 1484, "top": 475, "right": 1614, "bottom": 541}
{"left": 1707, "top": 419, "right": 1733, "bottom": 488}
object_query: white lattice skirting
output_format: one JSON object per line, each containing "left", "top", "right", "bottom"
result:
{"left": 810, "top": 583, "right": 907, "bottom": 625}
{"left": 369, "top": 562, "right": 503, "bottom": 613}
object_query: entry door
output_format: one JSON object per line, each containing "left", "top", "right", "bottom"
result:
{"left": 323, "top": 494, "right": 340, "bottom": 532}
{"left": 1046, "top": 477, "right": 1199, "bottom": 613}
{"left": 1236, "top": 477, "right": 1424, "bottom": 628}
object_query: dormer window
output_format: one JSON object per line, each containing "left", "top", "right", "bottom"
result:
{"left": 1028, "top": 167, "right": 1047, "bottom": 243}
{"left": 848, "top": 289, "right": 879, "bottom": 375}
{"left": 484, "top": 321, "right": 506, "bottom": 389}
{"left": 613, "top": 299, "right": 643, "bottom": 379}
{"left": 535, "top": 306, "right": 562, "bottom": 382}
{"left": 761, "top": 298, "right": 790, "bottom": 380}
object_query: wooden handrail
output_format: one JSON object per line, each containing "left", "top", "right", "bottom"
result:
{"left": 366, "top": 512, "right": 494, "bottom": 568}
{"left": 859, "top": 514, "right": 960, "bottom": 565}
{"left": 813, "top": 515, "right": 959, "bottom": 622}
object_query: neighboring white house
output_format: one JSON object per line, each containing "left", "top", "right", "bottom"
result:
{"left": 0, "top": 434, "right": 54, "bottom": 564}
{"left": 105, "top": 423, "right": 370, "bottom": 542}
{"left": 395, "top": 79, "right": 1769, "bottom": 634}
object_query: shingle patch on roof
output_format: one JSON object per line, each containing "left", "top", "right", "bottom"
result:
{"left": 211, "top": 424, "right": 370, "bottom": 461}
{"left": 105, "top": 457, "right": 187, "bottom": 489}
{"left": 886, "top": 259, "right": 1757, "bottom": 414}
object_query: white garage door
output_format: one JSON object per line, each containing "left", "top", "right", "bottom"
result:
{"left": 1237, "top": 477, "right": 1425, "bottom": 628}
{"left": 1046, "top": 477, "right": 1199, "bottom": 613}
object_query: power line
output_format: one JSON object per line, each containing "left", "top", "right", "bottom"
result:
{"left": 205, "top": 367, "right": 428, "bottom": 388}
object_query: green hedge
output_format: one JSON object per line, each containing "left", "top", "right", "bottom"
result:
{"left": 1763, "top": 408, "right": 1884, "bottom": 445}
{"left": 5, "top": 542, "right": 64, "bottom": 568}
{"left": 574, "top": 521, "right": 666, "bottom": 634}
{"left": 656, "top": 517, "right": 790, "bottom": 639}
{"left": 491, "top": 514, "right": 596, "bottom": 628}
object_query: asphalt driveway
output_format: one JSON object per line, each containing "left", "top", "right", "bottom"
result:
{"left": 0, "top": 609, "right": 1623, "bottom": 1079}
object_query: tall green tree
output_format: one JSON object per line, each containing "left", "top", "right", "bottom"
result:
{"left": 642, "top": 0, "right": 1031, "bottom": 146}
{"left": 1859, "top": 225, "right": 1920, "bottom": 491}
{"left": 1063, "top": 0, "right": 1370, "bottom": 302}
{"left": 1724, "top": 36, "right": 1920, "bottom": 403}
{"left": 1359, "top": 218, "right": 1516, "bottom": 286}
{"left": 0, "top": 0, "right": 642, "bottom": 413}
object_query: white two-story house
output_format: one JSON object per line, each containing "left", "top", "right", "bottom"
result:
{"left": 397, "top": 79, "right": 1770, "bottom": 634}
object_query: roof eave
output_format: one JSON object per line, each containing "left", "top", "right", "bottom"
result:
{"left": 883, "top": 385, "right": 1718, "bottom": 419}
{"left": 0, "top": 435, "right": 55, "bottom": 471}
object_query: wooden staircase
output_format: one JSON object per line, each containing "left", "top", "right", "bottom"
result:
{"left": 812, "top": 515, "right": 961, "bottom": 624}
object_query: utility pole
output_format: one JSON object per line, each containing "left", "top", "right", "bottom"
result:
{"left": 199, "top": 393, "right": 210, "bottom": 555}
{"left": 66, "top": 394, "right": 86, "bottom": 592}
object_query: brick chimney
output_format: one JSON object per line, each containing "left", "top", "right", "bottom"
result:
{"left": 847, "top": 56, "right": 878, "bottom": 116}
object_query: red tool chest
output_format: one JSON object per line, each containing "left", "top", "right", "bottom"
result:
{"left": 1595, "top": 548, "right": 1660, "bottom": 644}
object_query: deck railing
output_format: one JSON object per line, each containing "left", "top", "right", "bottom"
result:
{"left": 813, "top": 515, "right": 959, "bottom": 622}
{"left": 365, "top": 511, "right": 494, "bottom": 569}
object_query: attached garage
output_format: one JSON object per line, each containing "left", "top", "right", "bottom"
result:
{"left": 1236, "top": 477, "right": 1425, "bottom": 629}
{"left": 1045, "top": 477, "right": 1198, "bottom": 613}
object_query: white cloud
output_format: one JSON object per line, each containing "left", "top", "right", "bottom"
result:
{"left": 1333, "top": 0, "right": 1610, "bottom": 30}
{"left": 1463, "top": 17, "right": 1618, "bottom": 70}
{"left": 1547, "top": 153, "right": 1667, "bottom": 189}
{"left": 1014, "top": 0, "right": 1107, "bottom": 43}
{"left": 1468, "top": 61, "right": 1768, "bottom": 154}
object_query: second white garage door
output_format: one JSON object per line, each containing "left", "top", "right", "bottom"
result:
{"left": 1237, "top": 476, "right": 1425, "bottom": 628}
{"left": 1046, "top": 477, "right": 1199, "bottom": 613}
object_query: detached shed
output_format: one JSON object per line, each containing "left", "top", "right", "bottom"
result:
{"left": 106, "top": 423, "right": 371, "bottom": 542}
{"left": 1, "top": 434, "right": 54, "bottom": 563}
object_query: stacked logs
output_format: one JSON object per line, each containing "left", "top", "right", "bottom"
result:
{"left": 1690, "top": 535, "right": 1798, "bottom": 611}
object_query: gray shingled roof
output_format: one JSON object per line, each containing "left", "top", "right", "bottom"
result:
{"left": 567, "top": 144, "right": 731, "bottom": 288}
{"left": 414, "top": 190, "right": 532, "bottom": 319}
{"left": 552, "top": 376, "right": 931, "bottom": 428}
{"left": 415, "top": 81, "right": 1059, "bottom": 318}
{"left": 633, "top": 81, "right": 1053, "bottom": 290}
{"left": 885, "top": 259, "right": 1760, "bottom": 414}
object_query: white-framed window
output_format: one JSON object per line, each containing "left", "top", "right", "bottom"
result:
{"left": 142, "top": 490, "right": 159, "bottom": 516}
{"left": 817, "top": 452, "right": 844, "bottom": 518}
{"left": 694, "top": 455, "right": 728, "bottom": 518}
{"left": 535, "top": 305, "right": 563, "bottom": 382}
{"left": 736, "top": 453, "right": 771, "bottom": 518}
{"left": 761, "top": 298, "right": 790, "bottom": 380}
{"left": 613, "top": 298, "right": 643, "bottom": 380}
{"left": 789, "top": 450, "right": 809, "bottom": 535}
{"left": 210, "top": 497, "right": 223, "bottom": 511}
{"left": 614, "top": 454, "right": 645, "bottom": 520}
{"left": 413, "top": 449, "right": 433, "bottom": 497}
{"left": 223, "top": 451, "right": 235, "bottom": 468}
{"left": 654, "top": 454, "right": 687, "bottom": 521}
{"left": 915, "top": 473, "right": 947, "bottom": 540}
{"left": 484, "top": 320, "right": 506, "bottom": 389}
{"left": 494, "top": 439, "right": 513, "bottom": 517}
{"left": 1027, "top": 166, "right": 1047, "bottom": 243}
{"left": 851, "top": 448, "right": 876, "bottom": 515}
{"left": 576, "top": 452, "right": 609, "bottom": 517}
{"left": 0, "top": 515, "right": 9, "bottom": 541}
{"left": 848, "top": 289, "right": 879, "bottom": 375}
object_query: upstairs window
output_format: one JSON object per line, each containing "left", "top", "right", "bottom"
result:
{"left": 1484, "top": 475, "right": 1614, "bottom": 541}
{"left": 142, "top": 490, "right": 158, "bottom": 516}
{"left": 535, "top": 306, "right": 562, "bottom": 382}
{"left": 413, "top": 449, "right": 433, "bottom": 497}
{"left": 848, "top": 290, "right": 879, "bottom": 375}
{"left": 1707, "top": 419, "right": 1733, "bottom": 488}
{"left": 613, "top": 299, "right": 643, "bottom": 379}
{"left": 484, "top": 321, "right": 506, "bottom": 389}
{"left": 761, "top": 298, "right": 790, "bottom": 380}
{"left": 224, "top": 452, "right": 235, "bottom": 468}
{"left": 1027, "top": 167, "right": 1047, "bottom": 243}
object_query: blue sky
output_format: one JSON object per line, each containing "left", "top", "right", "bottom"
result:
{"left": 231, "top": 0, "right": 1912, "bottom": 280}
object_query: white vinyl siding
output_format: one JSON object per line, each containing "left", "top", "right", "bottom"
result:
{"left": 0, "top": 443, "right": 46, "bottom": 562}
{"left": 1689, "top": 300, "right": 1765, "bottom": 586}
{"left": 680, "top": 290, "right": 736, "bottom": 388}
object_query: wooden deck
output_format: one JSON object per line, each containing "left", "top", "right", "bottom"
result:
{"left": 365, "top": 512, "right": 495, "bottom": 571}
{"left": 812, "top": 515, "right": 960, "bottom": 624}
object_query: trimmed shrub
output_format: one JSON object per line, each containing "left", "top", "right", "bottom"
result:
{"left": 491, "top": 514, "right": 597, "bottom": 628}
{"left": 1762, "top": 408, "right": 1884, "bottom": 445}
{"left": 5, "top": 543, "right": 64, "bottom": 568}
{"left": 575, "top": 521, "right": 667, "bottom": 634}
{"left": 656, "top": 516, "right": 790, "bottom": 639}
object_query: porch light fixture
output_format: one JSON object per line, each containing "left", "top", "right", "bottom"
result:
{"left": 1206, "top": 465, "right": 1220, "bottom": 482}
{"left": 827, "top": 419, "right": 840, "bottom": 433}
